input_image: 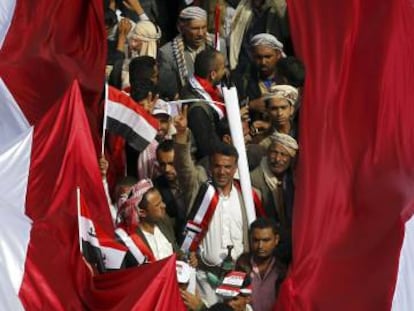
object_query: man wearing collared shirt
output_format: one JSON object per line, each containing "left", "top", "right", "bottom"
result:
{"left": 173, "top": 106, "right": 250, "bottom": 307}
{"left": 236, "top": 218, "right": 287, "bottom": 311}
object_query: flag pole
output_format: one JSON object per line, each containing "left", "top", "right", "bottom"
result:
{"left": 222, "top": 86, "right": 256, "bottom": 225}
{"left": 101, "top": 83, "right": 108, "bottom": 155}
{"left": 76, "top": 187, "right": 83, "bottom": 254}
{"left": 214, "top": 3, "right": 221, "bottom": 51}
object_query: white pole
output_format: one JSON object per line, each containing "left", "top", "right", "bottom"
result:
{"left": 222, "top": 86, "right": 256, "bottom": 225}
{"left": 101, "top": 83, "right": 108, "bottom": 155}
{"left": 76, "top": 187, "right": 83, "bottom": 254}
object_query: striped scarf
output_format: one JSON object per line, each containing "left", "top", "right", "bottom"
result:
{"left": 172, "top": 33, "right": 215, "bottom": 88}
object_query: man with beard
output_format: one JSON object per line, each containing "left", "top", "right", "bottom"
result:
{"left": 173, "top": 107, "right": 252, "bottom": 306}
{"left": 240, "top": 34, "right": 286, "bottom": 118}
{"left": 229, "top": 0, "right": 291, "bottom": 81}
{"left": 153, "top": 140, "right": 187, "bottom": 243}
{"left": 250, "top": 132, "right": 297, "bottom": 229}
{"left": 180, "top": 49, "right": 228, "bottom": 161}
{"left": 250, "top": 133, "right": 297, "bottom": 265}
{"left": 158, "top": 6, "right": 226, "bottom": 96}
{"left": 236, "top": 218, "right": 287, "bottom": 311}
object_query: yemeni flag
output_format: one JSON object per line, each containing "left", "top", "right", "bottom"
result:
{"left": 276, "top": 0, "right": 414, "bottom": 310}
{"left": 77, "top": 187, "right": 129, "bottom": 272}
{"left": 0, "top": 1, "right": 185, "bottom": 310}
{"left": 106, "top": 86, "right": 158, "bottom": 152}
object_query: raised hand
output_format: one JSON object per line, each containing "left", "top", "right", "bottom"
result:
{"left": 98, "top": 156, "right": 109, "bottom": 177}
{"left": 118, "top": 18, "right": 132, "bottom": 37}
{"left": 173, "top": 104, "right": 188, "bottom": 134}
{"left": 173, "top": 104, "right": 188, "bottom": 143}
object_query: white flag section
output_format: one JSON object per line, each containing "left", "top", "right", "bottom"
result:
{"left": 0, "top": 79, "right": 30, "bottom": 143}
{"left": 0, "top": 0, "right": 16, "bottom": 49}
{"left": 0, "top": 80, "right": 32, "bottom": 310}
{"left": 106, "top": 86, "right": 158, "bottom": 152}
{"left": 392, "top": 215, "right": 414, "bottom": 311}
{"left": 222, "top": 86, "right": 256, "bottom": 225}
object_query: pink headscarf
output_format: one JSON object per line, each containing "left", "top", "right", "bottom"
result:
{"left": 116, "top": 179, "right": 154, "bottom": 233}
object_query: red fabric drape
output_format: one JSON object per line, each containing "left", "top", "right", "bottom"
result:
{"left": 277, "top": 0, "right": 414, "bottom": 310}
{"left": 19, "top": 81, "right": 185, "bottom": 310}
{"left": 0, "top": 1, "right": 185, "bottom": 309}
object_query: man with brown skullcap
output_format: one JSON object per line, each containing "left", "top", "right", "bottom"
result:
{"left": 158, "top": 6, "right": 227, "bottom": 95}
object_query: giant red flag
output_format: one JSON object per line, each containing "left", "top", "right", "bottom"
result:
{"left": 0, "top": 1, "right": 185, "bottom": 310}
{"left": 277, "top": 0, "right": 414, "bottom": 310}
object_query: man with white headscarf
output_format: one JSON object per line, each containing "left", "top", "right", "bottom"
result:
{"left": 250, "top": 132, "right": 298, "bottom": 264}
{"left": 234, "top": 33, "right": 287, "bottom": 115}
{"left": 158, "top": 6, "right": 227, "bottom": 96}
{"left": 108, "top": 19, "right": 162, "bottom": 90}
{"left": 257, "top": 84, "right": 299, "bottom": 148}
{"left": 229, "top": 0, "right": 290, "bottom": 71}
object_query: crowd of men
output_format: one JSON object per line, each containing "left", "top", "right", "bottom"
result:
{"left": 103, "top": 0, "right": 305, "bottom": 310}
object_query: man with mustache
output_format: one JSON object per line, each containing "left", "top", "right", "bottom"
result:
{"left": 241, "top": 34, "right": 286, "bottom": 118}
{"left": 158, "top": 6, "right": 226, "bottom": 96}
{"left": 250, "top": 132, "right": 298, "bottom": 245}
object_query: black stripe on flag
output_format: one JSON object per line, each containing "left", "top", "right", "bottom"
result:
{"left": 107, "top": 117, "right": 152, "bottom": 152}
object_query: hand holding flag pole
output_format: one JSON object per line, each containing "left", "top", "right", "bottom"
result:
{"left": 222, "top": 85, "right": 257, "bottom": 225}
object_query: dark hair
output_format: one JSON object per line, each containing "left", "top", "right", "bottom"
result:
{"left": 194, "top": 49, "right": 221, "bottom": 78}
{"left": 250, "top": 217, "right": 279, "bottom": 236}
{"left": 129, "top": 56, "right": 157, "bottom": 86}
{"left": 104, "top": 8, "right": 118, "bottom": 28}
{"left": 156, "top": 139, "right": 174, "bottom": 154}
{"left": 216, "top": 118, "right": 230, "bottom": 140}
{"left": 138, "top": 188, "right": 158, "bottom": 210}
{"left": 116, "top": 176, "right": 139, "bottom": 187}
{"left": 158, "top": 74, "right": 178, "bottom": 100}
{"left": 130, "top": 78, "right": 158, "bottom": 102}
{"left": 210, "top": 141, "right": 239, "bottom": 161}
{"left": 276, "top": 56, "right": 305, "bottom": 87}
{"left": 114, "top": 176, "right": 138, "bottom": 200}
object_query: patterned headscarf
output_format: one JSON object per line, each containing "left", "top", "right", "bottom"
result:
{"left": 265, "top": 84, "right": 299, "bottom": 107}
{"left": 249, "top": 33, "right": 286, "bottom": 57}
{"left": 116, "top": 179, "right": 154, "bottom": 233}
{"left": 127, "top": 21, "right": 161, "bottom": 59}
{"left": 270, "top": 132, "right": 299, "bottom": 157}
{"left": 178, "top": 6, "right": 207, "bottom": 21}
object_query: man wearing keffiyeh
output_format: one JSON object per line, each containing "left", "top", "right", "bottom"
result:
{"left": 116, "top": 179, "right": 180, "bottom": 261}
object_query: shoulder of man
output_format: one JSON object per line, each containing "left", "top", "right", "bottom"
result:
{"left": 157, "top": 216, "right": 177, "bottom": 244}
{"left": 250, "top": 165, "right": 264, "bottom": 182}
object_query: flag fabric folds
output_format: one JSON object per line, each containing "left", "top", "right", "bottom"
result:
{"left": 106, "top": 86, "right": 158, "bottom": 152}
{"left": 277, "top": 0, "right": 414, "bottom": 310}
{"left": 78, "top": 188, "right": 128, "bottom": 272}
{"left": 0, "top": 1, "right": 185, "bottom": 310}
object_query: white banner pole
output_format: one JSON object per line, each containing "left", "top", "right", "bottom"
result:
{"left": 222, "top": 86, "right": 256, "bottom": 225}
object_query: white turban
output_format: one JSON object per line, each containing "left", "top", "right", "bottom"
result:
{"left": 265, "top": 84, "right": 299, "bottom": 107}
{"left": 179, "top": 6, "right": 207, "bottom": 21}
{"left": 250, "top": 33, "right": 286, "bottom": 57}
{"left": 127, "top": 21, "right": 161, "bottom": 59}
{"left": 270, "top": 132, "right": 298, "bottom": 157}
